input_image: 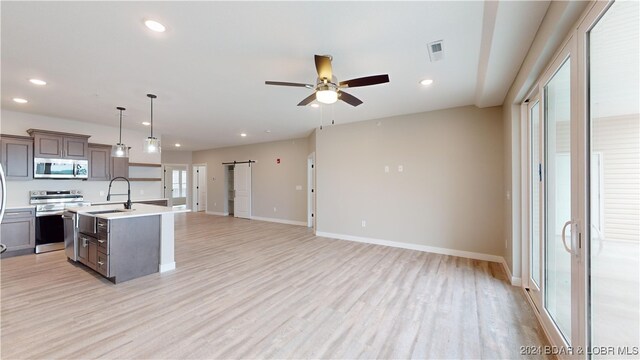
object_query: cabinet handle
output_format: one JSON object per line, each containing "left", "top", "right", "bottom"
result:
{"left": 81, "top": 237, "right": 88, "bottom": 247}
{"left": 97, "top": 261, "right": 104, "bottom": 266}
{"left": 97, "top": 223, "right": 106, "bottom": 228}
{"left": 98, "top": 239, "right": 105, "bottom": 244}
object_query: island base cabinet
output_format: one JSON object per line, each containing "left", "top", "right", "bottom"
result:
{"left": 109, "top": 216, "right": 160, "bottom": 283}
{"left": 76, "top": 215, "right": 160, "bottom": 284}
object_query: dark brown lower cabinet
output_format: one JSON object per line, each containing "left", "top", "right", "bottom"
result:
{"left": 0, "top": 207, "right": 35, "bottom": 257}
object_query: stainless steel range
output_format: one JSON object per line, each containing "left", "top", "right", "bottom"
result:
{"left": 30, "top": 190, "right": 90, "bottom": 253}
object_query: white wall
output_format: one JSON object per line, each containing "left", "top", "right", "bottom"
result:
{"left": 1, "top": 109, "right": 163, "bottom": 206}
{"left": 193, "top": 138, "right": 309, "bottom": 223}
{"left": 316, "top": 105, "right": 505, "bottom": 257}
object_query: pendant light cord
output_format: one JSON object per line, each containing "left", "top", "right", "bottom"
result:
{"left": 118, "top": 109, "right": 123, "bottom": 145}
{"left": 150, "top": 96, "right": 154, "bottom": 138}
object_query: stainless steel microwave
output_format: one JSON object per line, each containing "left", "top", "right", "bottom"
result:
{"left": 34, "top": 158, "right": 88, "bottom": 179}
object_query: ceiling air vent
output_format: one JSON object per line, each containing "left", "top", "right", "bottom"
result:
{"left": 428, "top": 40, "right": 444, "bottom": 62}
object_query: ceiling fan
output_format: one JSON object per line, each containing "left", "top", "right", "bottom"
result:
{"left": 265, "top": 55, "right": 389, "bottom": 107}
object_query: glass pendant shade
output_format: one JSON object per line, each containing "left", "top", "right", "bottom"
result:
{"left": 113, "top": 107, "right": 129, "bottom": 158}
{"left": 144, "top": 137, "right": 161, "bottom": 153}
{"left": 111, "top": 143, "right": 130, "bottom": 157}
{"left": 316, "top": 89, "right": 338, "bottom": 104}
{"left": 144, "top": 94, "right": 161, "bottom": 153}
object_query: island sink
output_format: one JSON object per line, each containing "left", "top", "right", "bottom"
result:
{"left": 86, "top": 209, "right": 132, "bottom": 215}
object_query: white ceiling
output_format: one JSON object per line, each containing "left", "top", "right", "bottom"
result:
{"left": 1, "top": 1, "right": 549, "bottom": 151}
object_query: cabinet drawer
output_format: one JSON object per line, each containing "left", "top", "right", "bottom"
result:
{"left": 3, "top": 208, "right": 36, "bottom": 219}
{"left": 97, "top": 232, "right": 108, "bottom": 253}
{"left": 97, "top": 218, "right": 108, "bottom": 233}
{"left": 96, "top": 251, "right": 109, "bottom": 277}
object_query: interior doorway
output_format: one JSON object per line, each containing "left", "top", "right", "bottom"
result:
{"left": 223, "top": 161, "right": 253, "bottom": 219}
{"left": 225, "top": 164, "right": 235, "bottom": 216}
{"left": 192, "top": 164, "right": 207, "bottom": 212}
{"left": 163, "top": 164, "right": 188, "bottom": 209}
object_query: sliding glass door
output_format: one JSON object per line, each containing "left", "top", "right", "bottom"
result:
{"left": 586, "top": 0, "right": 640, "bottom": 356}
{"left": 525, "top": 1, "right": 639, "bottom": 357}
{"left": 543, "top": 55, "right": 575, "bottom": 345}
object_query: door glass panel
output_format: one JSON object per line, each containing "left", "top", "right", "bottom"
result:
{"left": 531, "top": 101, "right": 541, "bottom": 287}
{"left": 589, "top": 0, "right": 640, "bottom": 353}
{"left": 544, "top": 57, "right": 572, "bottom": 342}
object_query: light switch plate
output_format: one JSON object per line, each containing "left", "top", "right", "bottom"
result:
{"left": 398, "top": 165, "right": 404, "bottom": 172}
{"left": 296, "top": 185, "right": 302, "bottom": 190}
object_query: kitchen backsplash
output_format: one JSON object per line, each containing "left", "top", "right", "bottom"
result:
{"left": 6, "top": 179, "right": 163, "bottom": 207}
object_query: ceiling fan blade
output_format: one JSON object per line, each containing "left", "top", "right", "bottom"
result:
{"left": 297, "top": 93, "right": 317, "bottom": 106}
{"left": 314, "top": 55, "right": 333, "bottom": 80}
{"left": 339, "top": 74, "right": 390, "bottom": 88}
{"left": 338, "top": 91, "right": 363, "bottom": 107}
{"left": 265, "top": 81, "right": 314, "bottom": 89}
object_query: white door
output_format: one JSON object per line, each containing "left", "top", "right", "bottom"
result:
{"left": 197, "top": 167, "right": 206, "bottom": 211}
{"left": 233, "top": 163, "right": 251, "bottom": 219}
{"left": 307, "top": 153, "right": 315, "bottom": 228}
{"left": 192, "top": 166, "right": 207, "bottom": 212}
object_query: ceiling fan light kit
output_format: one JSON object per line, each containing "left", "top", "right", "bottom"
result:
{"left": 144, "top": 93, "right": 161, "bottom": 154}
{"left": 265, "top": 54, "right": 389, "bottom": 108}
{"left": 316, "top": 89, "right": 338, "bottom": 104}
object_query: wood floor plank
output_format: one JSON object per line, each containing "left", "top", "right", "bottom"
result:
{"left": 1, "top": 212, "right": 549, "bottom": 359}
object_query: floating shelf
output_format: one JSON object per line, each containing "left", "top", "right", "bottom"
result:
{"left": 129, "top": 162, "right": 162, "bottom": 167}
{"left": 129, "top": 177, "right": 162, "bottom": 182}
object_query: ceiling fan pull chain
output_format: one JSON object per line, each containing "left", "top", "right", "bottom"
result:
{"left": 332, "top": 104, "right": 335, "bottom": 125}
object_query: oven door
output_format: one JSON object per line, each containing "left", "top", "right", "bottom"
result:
{"left": 35, "top": 212, "right": 65, "bottom": 253}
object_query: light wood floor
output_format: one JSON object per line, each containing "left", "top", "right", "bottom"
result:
{"left": 1, "top": 213, "right": 549, "bottom": 359}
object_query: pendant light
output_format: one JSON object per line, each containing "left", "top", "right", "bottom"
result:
{"left": 144, "top": 93, "right": 160, "bottom": 153}
{"left": 112, "top": 107, "right": 130, "bottom": 158}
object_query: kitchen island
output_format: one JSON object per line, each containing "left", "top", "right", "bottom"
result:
{"left": 65, "top": 203, "right": 176, "bottom": 283}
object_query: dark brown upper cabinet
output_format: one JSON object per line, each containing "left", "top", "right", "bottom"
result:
{"left": 0, "top": 135, "right": 34, "bottom": 180}
{"left": 88, "top": 143, "right": 111, "bottom": 181}
{"left": 27, "top": 129, "right": 90, "bottom": 160}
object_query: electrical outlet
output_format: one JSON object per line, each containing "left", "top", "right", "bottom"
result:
{"left": 398, "top": 165, "right": 404, "bottom": 172}
{"left": 99, "top": 191, "right": 105, "bottom": 197}
{"left": 214, "top": 202, "right": 217, "bottom": 207}
{"left": 140, "top": 190, "right": 144, "bottom": 195}
{"left": 273, "top": 207, "right": 277, "bottom": 212}
{"left": 361, "top": 220, "right": 366, "bottom": 228}
{"left": 384, "top": 166, "right": 389, "bottom": 173}
{"left": 296, "top": 185, "right": 302, "bottom": 190}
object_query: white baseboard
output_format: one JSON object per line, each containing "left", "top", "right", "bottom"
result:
{"left": 500, "top": 258, "right": 522, "bottom": 286}
{"left": 251, "top": 216, "right": 307, "bottom": 227}
{"left": 206, "top": 211, "right": 229, "bottom": 216}
{"left": 316, "top": 231, "right": 505, "bottom": 264}
{"left": 159, "top": 262, "right": 176, "bottom": 273}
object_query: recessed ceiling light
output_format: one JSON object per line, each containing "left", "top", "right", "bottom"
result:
{"left": 240, "top": 133, "right": 247, "bottom": 137}
{"left": 265, "top": 130, "right": 271, "bottom": 133}
{"left": 174, "top": 143, "right": 181, "bottom": 147}
{"left": 13, "top": 98, "right": 28, "bottom": 104}
{"left": 29, "top": 79, "right": 47, "bottom": 86}
{"left": 420, "top": 79, "right": 434, "bottom": 86}
{"left": 145, "top": 20, "right": 166, "bottom": 33}
{"left": 142, "top": 121, "right": 151, "bottom": 126}
{"left": 310, "top": 103, "right": 320, "bottom": 108}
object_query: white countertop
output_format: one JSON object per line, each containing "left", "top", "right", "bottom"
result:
{"left": 66, "top": 203, "right": 178, "bottom": 220}
{"left": 89, "top": 198, "right": 169, "bottom": 206}
{"left": 6, "top": 205, "right": 36, "bottom": 210}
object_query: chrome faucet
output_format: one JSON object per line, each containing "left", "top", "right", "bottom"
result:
{"left": 106, "top": 177, "right": 132, "bottom": 210}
